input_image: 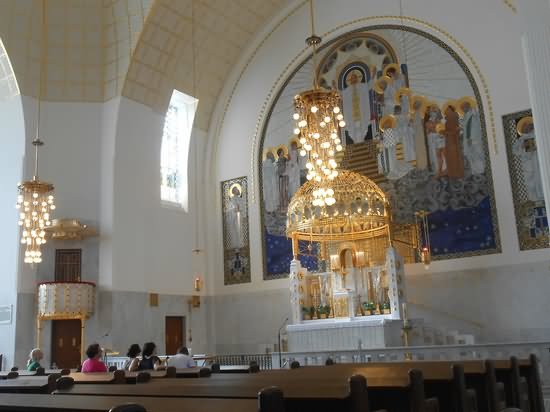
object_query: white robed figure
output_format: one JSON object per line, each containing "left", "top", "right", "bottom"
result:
{"left": 513, "top": 121, "right": 544, "bottom": 202}
{"left": 225, "top": 185, "right": 247, "bottom": 249}
{"left": 395, "top": 109, "right": 416, "bottom": 162}
{"left": 460, "top": 101, "right": 485, "bottom": 175}
{"left": 287, "top": 144, "right": 302, "bottom": 198}
{"left": 383, "top": 81, "right": 398, "bottom": 116}
{"left": 380, "top": 126, "right": 413, "bottom": 180}
{"left": 342, "top": 69, "right": 375, "bottom": 143}
{"left": 384, "top": 68, "right": 405, "bottom": 115}
{"left": 262, "top": 152, "right": 279, "bottom": 212}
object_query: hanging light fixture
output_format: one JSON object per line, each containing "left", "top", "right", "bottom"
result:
{"left": 293, "top": 0, "right": 346, "bottom": 207}
{"left": 16, "top": 0, "right": 56, "bottom": 265}
{"left": 190, "top": 0, "right": 204, "bottom": 292}
{"left": 414, "top": 210, "right": 431, "bottom": 269}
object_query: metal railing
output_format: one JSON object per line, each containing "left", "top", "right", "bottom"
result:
{"left": 212, "top": 354, "right": 272, "bottom": 370}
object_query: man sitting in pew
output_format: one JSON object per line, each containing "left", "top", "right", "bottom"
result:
{"left": 167, "top": 346, "right": 196, "bottom": 369}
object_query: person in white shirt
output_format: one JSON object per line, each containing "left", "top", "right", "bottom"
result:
{"left": 167, "top": 346, "right": 196, "bottom": 369}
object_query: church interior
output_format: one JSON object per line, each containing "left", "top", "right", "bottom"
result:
{"left": 0, "top": 0, "right": 549, "bottom": 411}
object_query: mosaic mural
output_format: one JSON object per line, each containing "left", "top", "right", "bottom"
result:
{"left": 259, "top": 26, "right": 500, "bottom": 280}
{"left": 222, "top": 176, "right": 251, "bottom": 285}
{"left": 502, "top": 110, "right": 548, "bottom": 250}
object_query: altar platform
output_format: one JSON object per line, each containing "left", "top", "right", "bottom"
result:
{"left": 287, "top": 316, "right": 408, "bottom": 352}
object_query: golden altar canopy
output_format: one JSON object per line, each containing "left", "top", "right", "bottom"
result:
{"left": 286, "top": 169, "right": 418, "bottom": 265}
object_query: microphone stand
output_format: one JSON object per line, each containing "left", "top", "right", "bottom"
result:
{"left": 278, "top": 318, "right": 288, "bottom": 368}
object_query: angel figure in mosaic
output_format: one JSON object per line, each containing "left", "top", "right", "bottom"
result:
{"left": 459, "top": 97, "right": 485, "bottom": 175}
{"left": 225, "top": 184, "right": 246, "bottom": 250}
{"left": 513, "top": 117, "right": 544, "bottom": 202}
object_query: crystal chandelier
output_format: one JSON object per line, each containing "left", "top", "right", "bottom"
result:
{"left": 16, "top": 0, "right": 56, "bottom": 264}
{"left": 17, "top": 140, "right": 55, "bottom": 264}
{"left": 292, "top": 0, "right": 345, "bottom": 207}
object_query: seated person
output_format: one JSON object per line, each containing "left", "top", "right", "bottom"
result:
{"left": 123, "top": 344, "right": 141, "bottom": 371}
{"left": 81, "top": 343, "right": 108, "bottom": 373}
{"left": 167, "top": 346, "right": 196, "bottom": 369}
{"left": 138, "top": 342, "right": 165, "bottom": 371}
{"left": 26, "top": 348, "right": 43, "bottom": 371}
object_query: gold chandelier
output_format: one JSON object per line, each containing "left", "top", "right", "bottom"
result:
{"left": 17, "top": 140, "right": 55, "bottom": 264}
{"left": 292, "top": 0, "right": 346, "bottom": 207}
{"left": 16, "top": 0, "right": 56, "bottom": 265}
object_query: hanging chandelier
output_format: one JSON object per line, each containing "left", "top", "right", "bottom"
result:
{"left": 16, "top": 0, "right": 56, "bottom": 264}
{"left": 292, "top": 0, "right": 346, "bottom": 207}
{"left": 16, "top": 140, "right": 55, "bottom": 264}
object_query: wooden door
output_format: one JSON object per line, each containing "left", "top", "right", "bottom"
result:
{"left": 165, "top": 316, "right": 185, "bottom": 355}
{"left": 51, "top": 319, "right": 82, "bottom": 368}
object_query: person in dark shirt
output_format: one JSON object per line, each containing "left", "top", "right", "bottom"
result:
{"left": 138, "top": 342, "right": 165, "bottom": 370}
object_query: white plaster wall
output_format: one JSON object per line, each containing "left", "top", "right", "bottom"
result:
{"left": 206, "top": 0, "right": 550, "bottom": 351}
{"left": 108, "top": 97, "right": 208, "bottom": 296}
{"left": 7, "top": 96, "right": 212, "bottom": 366}
{"left": 0, "top": 95, "right": 26, "bottom": 369}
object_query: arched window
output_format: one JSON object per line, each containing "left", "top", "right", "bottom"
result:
{"left": 160, "top": 89, "right": 198, "bottom": 210}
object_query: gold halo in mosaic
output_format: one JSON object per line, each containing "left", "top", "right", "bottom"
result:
{"left": 374, "top": 75, "right": 392, "bottom": 94}
{"left": 456, "top": 96, "right": 477, "bottom": 117}
{"left": 516, "top": 116, "right": 534, "bottom": 136}
{"left": 383, "top": 63, "right": 400, "bottom": 77}
{"left": 228, "top": 183, "right": 243, "bottom": 197}
{"left": 394, "top": 87, "right": 412, "bottom": 105}
{"left": 379, "top": 114, "right": 397, "bottom": 132}
{"left": 410, "top": 95, "right": 428, "bottom": 117}
{"left": 442, "top": 100, "right": 459, "bottom": 117}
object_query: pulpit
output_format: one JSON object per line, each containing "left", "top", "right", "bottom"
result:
{"left": 36, "top": 281, "right": 96, "bottom": 360}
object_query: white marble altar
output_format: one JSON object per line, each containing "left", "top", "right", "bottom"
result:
{"left": 287, "top": 247, "right": 409, "bottom": 352}
{"left": 287, "top": 316, "right": 405, "bottom": 351}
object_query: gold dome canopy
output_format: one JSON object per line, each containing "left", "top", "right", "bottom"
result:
{"left": 286, "top": 169, "right": 390, "bottom": 242}
{"left": 286, "top": 169, "right": 418, "bottom": 265}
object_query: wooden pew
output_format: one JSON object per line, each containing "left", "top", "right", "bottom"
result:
{"left": 0, "top": 371, "right": 37, "bottom": 379}
{"left": 0, "top": 393, "right": 259, "bottom": 412}
{"left": 54, "top": 368, "right": 436, "bottom": 412}
{"left": 518, "top": 354, "right": 545, "bottom": 412}
{"left": 0, "top": 374, "right": 60, "bottom": 394}
{"left": 68, "top": 371, "right": 126, "bottom": 384}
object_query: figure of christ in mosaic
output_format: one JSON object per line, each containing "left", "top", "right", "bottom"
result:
{"left": 341, "top": 66, "right": 376, "bottom": 144}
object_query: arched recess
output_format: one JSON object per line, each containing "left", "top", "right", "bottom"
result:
{"left": 256, "top": 23, "right": 499, "bottom": 280}
{"left": 0, "top": 36, "right": 27, "bottom": 371}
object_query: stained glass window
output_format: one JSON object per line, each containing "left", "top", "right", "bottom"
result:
{"left": 160, "top": 90, "right": 198, "bottom": 210}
